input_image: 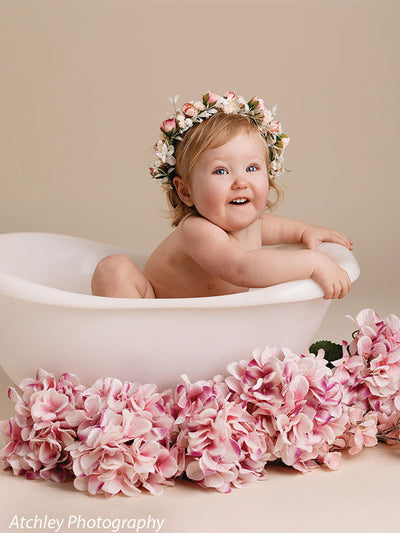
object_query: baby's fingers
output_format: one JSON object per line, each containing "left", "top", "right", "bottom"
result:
{"left": 338, "top": 272, "right": 352, "bottom": 299}
{"left": 332, "top": 282, "right": 343, "bottom": 300}
{"left": 322, "top": 272, "right": 351, "bottom": 300}
{"left": 332, "top": 232, "right": 353, "bottom": 250}
{"left": 323, "top": 283, "right": 335, "bottom": 300}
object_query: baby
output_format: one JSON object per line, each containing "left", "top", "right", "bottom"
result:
{"left": 92, "top": 91, "right": 353, "bottom": 300}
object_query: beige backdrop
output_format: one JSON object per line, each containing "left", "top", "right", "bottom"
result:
{"left": 1, "top": 0, "right": 399, "bottom": 339}
{"left": 1, "top": 3, "right": 400, "bottom": 531}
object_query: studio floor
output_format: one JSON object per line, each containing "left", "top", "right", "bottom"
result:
{"left": 1, "top": 284, "right": 399, "bottom": 533}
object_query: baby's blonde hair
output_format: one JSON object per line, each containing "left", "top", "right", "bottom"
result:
{"left": 166, "top": 112, "right": 284, "bottom": 227}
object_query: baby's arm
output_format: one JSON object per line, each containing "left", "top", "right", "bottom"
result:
{"left": 180, "top": 217, "right": 351, "bottom": 299}
{"left": 262, "top": 214, "right": 353, "bottom": 251}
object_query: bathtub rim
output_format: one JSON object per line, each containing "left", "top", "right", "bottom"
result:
{"left": 0, "top": 232, "right": 360, "bottom": 310}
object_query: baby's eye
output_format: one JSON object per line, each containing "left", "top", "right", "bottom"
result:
{"left": 246, "top": 165, "right": 257, "bottom": 172}
{"left": 214, "top": 168, "right": 228, "bottom": 175}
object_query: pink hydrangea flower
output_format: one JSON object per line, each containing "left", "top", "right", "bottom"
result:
{"left": 347, "top": 412, "right": 378, "bottom": 455}
{"left": 364, "top": 350, "right": 400, "bottom": 397}
{"left": 66, "top": 378, "right": 178, "bottom": 496}
{"left": 227, "top": 348, "right": 348, "bottom": 472}
{"left": 334, "top": 312, "right": 400, "bottom": 402}
{"left": 332, "top": 342, "right": 371, "bottom": 410}
{"left": 226, "top": 346, "right": 285, "bottom": 415}
{"left": 0, "top": 369, "right": 84, "bottom": 482}
{"left": 371, "top": 396, "right": 400, "bottom": 444}
{"left": 323, "top": 451, "right": 342, "bottom": 470}
{"left": 348, "top": 309, "right": 400, "bottom": 357}
{"left": 69, "top": 422, "right": 178, "bottom": 496}
{"left": 331, "top": 310, "right": 400, "bottom": 454}
{"left": 173, "top": 375, "right": 271, "bottom": 493}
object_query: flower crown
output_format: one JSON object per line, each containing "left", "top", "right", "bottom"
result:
{"left": 149, "top": 91, "right": 290, "bottom": 191}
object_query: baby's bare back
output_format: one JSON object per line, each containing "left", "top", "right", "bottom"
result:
{"left": 143, "top": 222, "right": 248, "bottom": 298}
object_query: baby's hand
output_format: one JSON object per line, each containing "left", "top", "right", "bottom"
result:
{"left": 311, "top": 253, "right": 351, "bottom": 299}
{"left": 301, "top": 225, "right": 353, "bottom": 251}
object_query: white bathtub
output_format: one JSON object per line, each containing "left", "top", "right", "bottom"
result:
{"left": 0, "top": 232, "right": 360, "bottom": 389}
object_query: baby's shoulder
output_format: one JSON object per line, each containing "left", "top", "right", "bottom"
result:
{"left": 179, "top": 215, "right": 228, "bottom": 241}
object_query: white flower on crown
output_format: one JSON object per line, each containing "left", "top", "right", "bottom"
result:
{"left": 261, "top": 109, "right": 273, "bottom": 125}
{"left": 222, "top": 99, "right": 239, "bottom": 114}
{"left": 237, "top": 96, "right": 250, "bottom": 112}
{"left": 271, "top": 159, "right": 282, "bottom": 173}
{"left": 194, "top": 101, "right": 205, "bottom": 111}
{"left": 155, "top": 139, "right": 176, "bottom": 166}
{"left": 177, "top": 113, "right": 187, "bottom": 130}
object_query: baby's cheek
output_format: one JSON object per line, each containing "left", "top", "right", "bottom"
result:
{"left": 197, "top": 194, "right": 219, "bottom": 217}
{"left": 203, "top": 189, "right": 223, "bottom": 207}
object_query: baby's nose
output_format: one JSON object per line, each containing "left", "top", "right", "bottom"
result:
{"left": 231, "top": 173, "right": 249, "bottom": 188}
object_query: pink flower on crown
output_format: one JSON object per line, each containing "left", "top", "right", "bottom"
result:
{"left": 253, "top": 97, "right": 266, "bottom": 111}
{"left": 205, "top": 91, "right": 220, "bottom": 104}
{"left": 268, "top": 121, "right": 282, "bottom": 134}
{"left": 181, "top": 103, "right": 197, "bottom": 117}
{"left": 160, "top": 118, "right": 177, "bottom": 133}
{"left": 220, "top": 92, "right": 239, "bottom": 113}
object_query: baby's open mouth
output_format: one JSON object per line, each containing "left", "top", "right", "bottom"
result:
{"left": 230, "top": 198, "right": 249, "bottom": 205}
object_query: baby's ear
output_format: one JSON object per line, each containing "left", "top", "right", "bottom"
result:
{"left": 173, "top": 176, "right": 194, "bottom": 207}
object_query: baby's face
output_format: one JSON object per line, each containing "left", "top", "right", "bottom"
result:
{"left": 184, "top": 131, "right": 269, "bottom": 233}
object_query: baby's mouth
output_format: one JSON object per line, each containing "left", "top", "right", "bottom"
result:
{"left": 230, "top": 198, "right": 249, "bottom": 205}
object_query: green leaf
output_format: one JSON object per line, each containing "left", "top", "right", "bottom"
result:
{"left": 309, "top": 340, "right": 343, "bottom": 366}
{"left": 247, "top": 98, "right": 257, "bottom": 111}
